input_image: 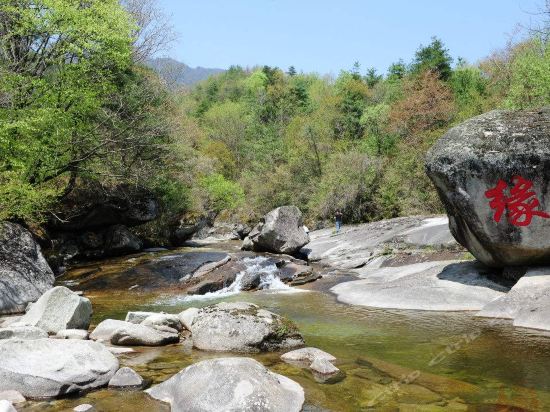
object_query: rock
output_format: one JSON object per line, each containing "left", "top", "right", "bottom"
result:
{"left": 56, "top": 329, "right": 89, "bottom": 340}
{"left": 125, "top": 311, "right": 163, "bottom": 324}
{"left": 331, "top": 261, "right": 508, "bottom": 311}
{"left": 0, "top": 338, "right": 118, "bottom": 398}
{"left": 190, "top": 255, "right": 231, "bottom": 279}
{"left": 17, "top": 286, "right": 92, "bottom": 334}
{"left": 190, "top": 302, "right": 304, "bottom": 352}
{"left": 309, "top": 358, "right": 340, "bottom": 376}
{"left": 73, "top": 404, "right": 96, "bottom": 412}
{"left": 190, "top": 222, "right": 241, "bottom": 244}
{"left": 242, "top": 206, "right": 310, "bottom": 255}
{"left": 141, "top": 314, "right": 183, "bottom": 332}
{"left": 281, "top": 347, "right": 337, "bottom": 364}
{"left": 90, "top": 319, "right": 129, "bottom": 342}
{"left": 235, "top": 223, "right": 252, "bottom": 239}
{"left": 0, "top": 400, "right": 16, "bottom": 412}
{"left": 0, "top": 390, "right": 25, "bottom": 404}
{"left": 145, "top": 357, "right": 304, "bottom": 412}
{"left": 108, "top": 367, "right": 145, "bottom": 389}
{"left": 0, "top": 222, "right": 55, "bottom": 315}
{"left": 425, "top": 108, "right": 550, "bottom": 267}
{"left": 110, "top": 322, "right": 179, "bottom": 346}
{"left": 103, "top": 225, "right": 142, "bottom": 257}
{"left": 177, "top": 308, "right": 199, "bottom": 330}
{"left": 0, "top": 326, "right": 47, "bottom": 340}
{"left": 107, "top": 346, "right": 135, "bottom": 355}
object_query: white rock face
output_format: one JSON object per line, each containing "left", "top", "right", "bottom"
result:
{"left": 0, "top": 400, "right": 16, "bottom": 412}
{"left": 73, "top": 404, "right": 96, "bottom": 412}
{"left": 17, "top": 286, "right": 92, "bottom": 334}
{"left": 90, "top": 319, "right": 128, "bottom": 342}
{"left": 281, "top": 347, "right": 336, "bottom": 363}
{"left": 177, "top": 307, "right": 199, "bottom": 330}
{"left": 0, "top": 390, "right": 25, "bottom": 404}
{"left": 108, "top": 367, "right": 144, "bottom": 388}
{"left": 310, "top": 358, "right": 340, "bottom": 376}
{"left": 56, "top": 329, "right": 89, "bottom": 340}
{"left": 0, "top": 338, "right": 118, "bottom": 398}
{"left": 125, "top": 311, "right": 162, "bottom": 324}
{"left": 146, "top": 357, "right": 304, "bottom": 412}
{"left": 331, "top": 261, "right": 508, "bottom": 311}
{"left": 140, "top": 314, "right": 183, "bottom": 332}
{"left": 110, "top": 322, "right": 179, "bottom": 346}
{"left": 0, "top": 326, "right": 47, "bottom": 340}
{"left": 190, "top": 302, "right": 304, "bottom": 352}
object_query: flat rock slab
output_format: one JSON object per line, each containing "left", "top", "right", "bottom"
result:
{"left": 146, "top": 357, "right": 304, "bottom": 412}
{"left": 331, "top": 261, "right": 508, "bottom": 311}
{"left": 0, "top": 338, "right": 118, "bottom": 399}
{"left": 110, "top": 322, "right": 179, "bottom": 347}
{"left": 0, "top": 326, "right": 47, "bottom": 340}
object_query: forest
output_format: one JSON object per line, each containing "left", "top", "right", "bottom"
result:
{"left": 1, "top": 0, "right": 549, "bottom": 232}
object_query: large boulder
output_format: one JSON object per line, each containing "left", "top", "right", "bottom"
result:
{"left": 17, "top": 286, "right": 92, "bottom": 334}
{"left": 426, "top": 108, "right": 550, "bottom": 267}
{"left": 145, "top": 357, "right": 304, "bottom": 412}
{"left": 91, "top": 319, "right": 179, "bottom": 346}
{"left": 190, "top": 302, "right": 304, "bottom": 352}
{"left": 0, "top": 338, "right": 118, "bottom": 398}
{"left": 0, "top": 326, "right": 47, "bottom": 340}
{"left": 103, "top": 225, "right": 142, "bottom": 257}
{"left": 242, "top": 206, "right": 309, "bottom": 255}
{"left": 0, "top": 222, "right": 55, "bottom": 315}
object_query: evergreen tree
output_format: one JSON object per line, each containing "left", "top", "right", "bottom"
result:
{"left": 411, "top": 37, "right": 453, "bottom": 80}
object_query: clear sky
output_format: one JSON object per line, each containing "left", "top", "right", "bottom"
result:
{"left": 157, "top": 0, "right": 544, "bottom": 75}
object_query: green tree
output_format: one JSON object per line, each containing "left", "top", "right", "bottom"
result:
{"left": 411, "top": 37, "right": 453, "bottom": 80}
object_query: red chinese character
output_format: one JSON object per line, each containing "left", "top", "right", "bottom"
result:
{"left": 485, "top": 176, "right": 550, "bottom": 226}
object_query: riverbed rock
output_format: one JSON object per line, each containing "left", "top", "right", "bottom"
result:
{"left": 177, "top": 308, "right": 199, "bottom": 330}
{"left": 145, "top": 357, "right": 304, "bottom": 412}
{"left": 281, "top": 347, "right": 337, "bottom": 364}
{"left": 90, "top": 319, "right": 129, "bottom": 342}
{"left": 108, "top": 367, "right": 145, "bottom": 389}
{"left": 426, "top": 108, "right": 550, "bottom": 267}
{"left": 125, "top": 311, "right": 163, "bottom": 324}
{"left": 55, "top": 329, "right": 89, "bottom": 340}
{"left": 0, "top": 338, "right": 118, "bottom": 398}
{"left": 0, "top": 400, "right": 16, "bottom": 412}
{"left": 17, "top": 286, "right": 92, "bottom": 334}
{"left": 110, "top": 322, "right": 180, "bottom": 346}
{"left": 190, "top": 302, "right": 304, "bottom": 352}
{"left": 331, "top": 260, "right": 508, "bottom": 311}
{"left": 0, "top": 390, "right": 25, "bottom": 404}
{"left": 73, "top": 405, "right": 96, "bottom": 412}
{"left": 103, "top": 225, "right": 142, "bottom": 257}
{"left": 141, "top": 313, "right": 183, "bottom": 332}
{"left": 242, "top": 206, "right": 310, "bottom": 255}
{"left": 0, "top": 222, "right": 55, "bottom": 315}
{"left": 0, "top": 326, "right": 47, "bottom": 340}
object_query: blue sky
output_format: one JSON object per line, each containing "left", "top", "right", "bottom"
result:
{"left": 157, "top": 0, "right": 544, "bottom": 75}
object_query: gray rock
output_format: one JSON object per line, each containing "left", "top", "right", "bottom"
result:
{"left": 242, "top": 206, "right": 310, "bottom": 255}
{"left": 103, "top": 225, "right": 142, "bottom": 257}
{"left": 108, "top": 367, "right": 144, "bottom": 388}
{"left": 0, "top": 326, "right": 47, "bottom": 340}
{"left": 177, "top": 308, "right": 199, "bottom": 330}
{"left": 190, "top": 302, "right": 304, "bottom": 352}
{"left": 110, "top": 322, "right": 179, "bottom": 346}
{"left": 309, "top": 358, "right": 340, "bottom": 376}
{"left": 140, "top": 313, "right": 183, "bottom": 332}
{"left": 56, "top": 329, "right": 89, "bottom": 340}
{"left": 73, "top": 405, "right": 96, "bottom": 412}
{"left": 0, "top": 338, "right": 118, "bottom": 398}
{"left": 107, "top": 346, "right": 135, "bottom": 355}
{"left": 331, "top": 261, "right": 508, "bottom": 311}
{"left": 426, "top": 108, "right": 550, "bottom": 267}
{"left": 17, "top": 286, "right": 92, "bottom": 334}
{"left": 281, "top": 347, "right": 337, "bottom": 364}
{"left": 145, "top": 357, "right": 304, "bottom": 412}
{"left": 90, "top": 319, "right": 129, "bottom": 342}
{"left": 0, "top": 400, "right": 16, "bottom": 412}
{"left": 0, "top": 222, "right": 55, "bottom": 315}
{"left": 125, "top": 311, "right": 161, "bottom": 324}
{"left": 0, "top": 390, "right": 25, "bottom": 404}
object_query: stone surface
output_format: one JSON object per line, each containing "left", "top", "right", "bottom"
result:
{"left": 0, "top": 400, "right": 16, "bottom": 412}
{"left": 0, "top": 222, "right": 55, "bottom": 315}
{"left": 0, "top": 390, "right": 25, "bottom": 404}
{"left": 90, "top": 319, "right": 129, "bottom": 342}
{"left": 103, "top": 225, "right": 142, "bottom": 257}
{"left": 177, "top": 308, "right": 199, "bottom": 330}
{"left": 140, "top": 314, "right": 183, "bottom": 332}
{"left": 331, "top": 261, "right": 508, "bottom": 311}
{"left": 108, "top": 367, "right": 144, "bottom": 388}
{"left": 0, "top": 338, "right": 118, "bottom": 398}
{"left": 17, "top": 286, "right": 92, "bottom": 334}
{"left": 125, "top": 311, "right": 162, "bottom": 324}
{"left": 426, "top": 108, "right": 550, "bottom": 267}
{"left": 145, "top": 357, "right": 304, "bottom": 412}
{"left": 0, "top": 326, "right": 47, "bottom": 340}
{"left": 309, "top": 358, "right": 340, "bottom": 376}
{"left": 110, "top": 322, "right": 179, "bottom": 346}
{"left": 56, "top": 329, "right": 89, "bottom": 340}
{"left": 281, "top": 347, "right": 337, "bottom": 364}
{"left": 242, "top": 206, "right": 310, "bottom": 254}
{"left": 190, "top": 302, "right": 304, "bottom": 352}
{"left": 73, "top": 405, "right": 96, "bottom": 412}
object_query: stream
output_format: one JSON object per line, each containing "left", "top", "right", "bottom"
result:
{"left": 20, "top": 244, "right": 550, "bottom": 411}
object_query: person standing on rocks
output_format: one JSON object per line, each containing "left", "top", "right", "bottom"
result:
{"left": 334, "top": 210, "right": 343, "bottom": 234}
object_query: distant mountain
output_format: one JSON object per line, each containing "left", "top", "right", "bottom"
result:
{"left": 146, "top": 57, "right": 225, "bottom": 87}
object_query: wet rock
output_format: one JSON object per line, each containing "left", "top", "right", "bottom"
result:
{"left": 190, "top": 302, "right": 304, "bottom": 352}
{"left": 242, "top": 206, "right": 310, "bottom": 255}
{"left": 0, "top": 338, "right": 118, "bottom": 398}
{"left": 107, "top": 346, "right": 135, "bottom": 355}
{"left": 17, "top": 286, "right": 92, "bottom": 334}
{"left": 0, "top": 222, "right": 55, "bottom": 315}
{"left": 0, "top": 390, "right": 25, "bottom": 404}
{"left": 309, "top": 358, "right": 340, "bottom": 377}
{"left": 282, "top": 347, "right": 340, "bottom": 382}
{"left": 55, "top": 329, "right": 89, "bottom": 340}
{"left": 73, "top": 405, "right": 96, "bottom": 412}
{"left": 426, "top": 108, "right": 550, "bottom": 267}
{"left": 125, "top": 311, "right": 163, "bottom": 324}
{"left": 331, "top": 261, "right": 508, "bottom": 311}
{"left": 140, "top": 314, "right": 183, "bottom": 332}
{"left": 177, "top": 308, "right": 199, "bottom": 330}
{"left": 281, "top": 347, "right": 337, "bottom": 364}
{"left": 108, "top": 367, "right": 145, "bottom": 389}
{"left": 0, "top": 326, "right": 47, "bottom": 340}
{"left": 103, "top": 225, "right": 142, "bottom": 257}
{"left": 110, "top": 322, "right": 179, "bottom": 346}
{"left": 190, "top": 255, "right": 231, "bottom": 279}
{"left": 235, "top": 223, "right": 252, "bottom": 239}
{"left": 145, "top": 357, "right": 304, "bottom": 412}
{"left": 0, "top": 400, "right": 16, "bottom": 412}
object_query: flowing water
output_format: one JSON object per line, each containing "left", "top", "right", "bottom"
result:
{"left": 18, "top": 247, "right": 550, "bottom": 411}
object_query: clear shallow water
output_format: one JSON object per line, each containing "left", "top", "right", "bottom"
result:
{"left": 21, "top": 250, "right": 550, "bottom": 411}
